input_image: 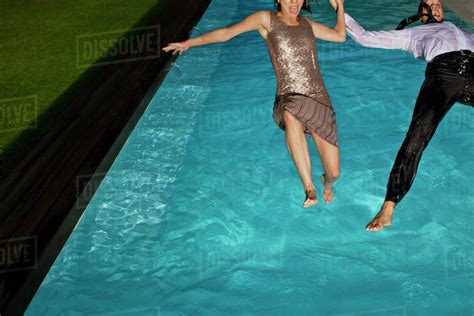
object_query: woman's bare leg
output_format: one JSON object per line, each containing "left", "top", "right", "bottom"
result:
{"left": 311, "top": 131, "right": 340, "bottom": 204}
{"left": 283, "top": 110, "right": 317, "bottom": 207}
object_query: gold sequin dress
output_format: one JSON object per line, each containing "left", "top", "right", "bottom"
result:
{"left": 265, "top": 11, "right": 338, "bottom": 146}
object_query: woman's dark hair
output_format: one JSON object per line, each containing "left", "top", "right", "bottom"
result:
{"left": 274, "top": 0, "right": 312, "bottom": 14}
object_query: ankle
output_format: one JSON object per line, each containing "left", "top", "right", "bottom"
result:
{"left": 382, "top": 201, "right": 396, "bottom": 213}
{"left": 322, "top": 173, "right": 338, "bottom": 186}
{"left": 304, "top": 183, "right": 315, "bottom": 192}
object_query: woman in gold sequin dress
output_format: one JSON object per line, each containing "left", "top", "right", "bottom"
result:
{"left": 163, "top": 0, "right": 346, "bottom": 208}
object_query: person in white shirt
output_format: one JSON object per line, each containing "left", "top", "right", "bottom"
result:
{"left": 333, "top": 0, "right": 474, "bottom": 231}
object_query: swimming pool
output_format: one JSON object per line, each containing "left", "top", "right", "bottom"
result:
{"left": 26, "top": 0, "right": 473, "bottom": 314}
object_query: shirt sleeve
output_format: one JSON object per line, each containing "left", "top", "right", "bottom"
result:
{"left": 344, "top": 13, "right": 414, "bottom": 52}
{"left": 458, "top": 27, "right": 474, "bottom": 51}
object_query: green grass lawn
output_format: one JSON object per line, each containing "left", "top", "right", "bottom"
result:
{"left": 0, "top": 0, "right": 167, "bottom": 175}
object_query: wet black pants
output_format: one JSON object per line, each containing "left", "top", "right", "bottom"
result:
{"left": 386, "top": 50, "right": 474, "bottom": 203}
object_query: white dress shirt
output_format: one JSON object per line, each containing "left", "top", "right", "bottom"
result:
{"left": 345, "top": 13, "right": 474, "bottom": 62}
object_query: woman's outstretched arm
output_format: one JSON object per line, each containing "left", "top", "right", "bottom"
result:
{"left": 163, "top": 11, "right": 269, "bottom": 55}
{"left": 305, "top": 0, "right": 346, "bottom": 42}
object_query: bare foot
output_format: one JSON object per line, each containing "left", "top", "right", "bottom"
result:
{"left": 304, "top": 189, "right": 318, "bottom": 208}
{"left": 365, "top": 202, "right": 395, "bottom": 232}
{"left": 320, "top": 174, "right": 334, "bottom": 204}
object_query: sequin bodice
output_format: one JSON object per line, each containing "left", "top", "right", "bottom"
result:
{"left": 265, "top": 11, "right": 331, "bottom": 107}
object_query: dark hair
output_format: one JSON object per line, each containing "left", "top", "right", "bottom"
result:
{"left": 274, "top": 0, "right": 312, "bottom": 14}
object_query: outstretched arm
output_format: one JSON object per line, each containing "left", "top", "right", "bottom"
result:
{"left": 163, "top": 11, "right": 269, "bottom": 55}
{"left": 305, "top": 0, "right": 346, "bottom": 42}
{"left": 344, "top": 13, "right": 413, "bottom": 50}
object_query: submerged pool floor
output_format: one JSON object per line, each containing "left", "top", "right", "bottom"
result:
{"left": 27, "top": 0, "right": 473, "bottom": 315}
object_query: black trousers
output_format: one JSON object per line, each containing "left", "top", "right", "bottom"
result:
{"left": 386, "top": 50, "right": 474, "bottom": 203}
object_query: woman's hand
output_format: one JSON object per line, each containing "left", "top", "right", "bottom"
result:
{"left": 162, "top": 41, "right": 190, "bottom": 55}
{"left": 329, "top": 0, "right": 344, "bottom": 11}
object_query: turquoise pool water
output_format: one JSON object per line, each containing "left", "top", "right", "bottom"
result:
{"left": 27, "top": 0, "right": 473, "bottom": 315}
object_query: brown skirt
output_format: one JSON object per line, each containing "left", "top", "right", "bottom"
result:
{"left": 273, "top": 93, "right": 338, "bottom": 146}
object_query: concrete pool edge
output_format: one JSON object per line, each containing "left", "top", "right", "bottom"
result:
{"left": 0, "top": 1, "right": 211, "bottom": 314}
{"left": 444, "top": 0, "right": 474, "bottom": 25}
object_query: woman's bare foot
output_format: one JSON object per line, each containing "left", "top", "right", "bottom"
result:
{"left": 320, "top": 174, "right": 335, "bottom": 204}
{"left": 304, "top": 188, "right": 318, "bottom": 208}
{"left": 365, "top": 201, "right": 395, "bottom": 232}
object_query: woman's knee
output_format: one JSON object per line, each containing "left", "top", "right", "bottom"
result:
{"left": 326, "top": 166, "right": 340, "bottom": 180}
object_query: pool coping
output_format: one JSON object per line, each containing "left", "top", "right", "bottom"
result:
{"left": 0, "top": 0, "right": 211, "bottom": 314}
{"left": 443, "top": 0, "right": 474, "bottom": 25}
